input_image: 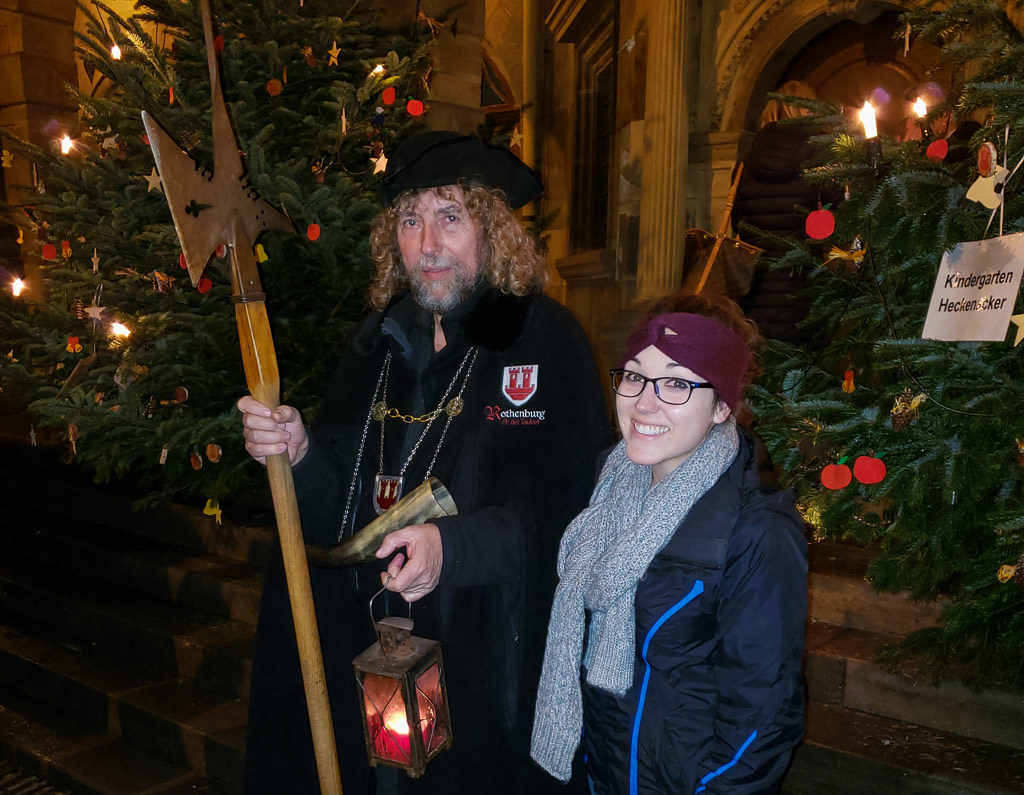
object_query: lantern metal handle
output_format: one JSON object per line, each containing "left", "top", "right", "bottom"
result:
{"left": 369, "top": 574, "right": 412, "bottom": 626}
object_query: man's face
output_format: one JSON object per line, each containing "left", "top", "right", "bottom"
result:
{"left": 397, "top": 187, "right": 482, "bottom": 313}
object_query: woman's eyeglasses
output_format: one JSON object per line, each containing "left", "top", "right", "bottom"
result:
{"left": 609, "top": 369, "right": 714, "bottom": 406}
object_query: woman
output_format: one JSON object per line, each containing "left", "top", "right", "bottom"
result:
{"left": 531, "top": 295, "right": 807, "bottom": 794}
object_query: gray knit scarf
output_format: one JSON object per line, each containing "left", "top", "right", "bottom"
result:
{"left": 530, "top": 418, "right": 739, "bottom": 782}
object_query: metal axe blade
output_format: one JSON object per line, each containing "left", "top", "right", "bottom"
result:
{"left": 141, "top": 0, "right": 292, "bottom": 286}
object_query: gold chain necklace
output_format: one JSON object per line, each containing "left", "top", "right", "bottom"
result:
{"left": 336, "top": 345, "right": 479, "bottom": 538}
{"left": 371, "top": 396, "right": 465, "bottom": 424}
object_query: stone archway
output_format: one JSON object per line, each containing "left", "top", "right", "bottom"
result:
{"left": 700, "top": 0, "right": 943, "bottom": 232}
{"left": 714, "top": 0, "right": 938, "bottom": 136}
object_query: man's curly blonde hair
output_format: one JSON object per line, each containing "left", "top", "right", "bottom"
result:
{"left": 367, "top": 183, "right": 547, "bottom": 311}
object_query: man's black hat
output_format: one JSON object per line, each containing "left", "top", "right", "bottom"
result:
{"left": 379, "top": 131, "right": 543, "bottom": 209}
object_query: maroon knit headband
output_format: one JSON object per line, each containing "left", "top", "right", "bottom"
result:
{"left": 620, "top": 313, "right": 752, "bottom": 412}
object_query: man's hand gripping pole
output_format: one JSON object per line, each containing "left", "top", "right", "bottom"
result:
{"left": 140, "top": 1, "right": 342, "bottom": 791}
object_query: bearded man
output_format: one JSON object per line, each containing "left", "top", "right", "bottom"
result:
{"left": 239, "top": 131, "right": 609, "bottom": 794}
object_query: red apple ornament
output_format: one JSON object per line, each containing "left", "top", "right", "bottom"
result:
{"left": 853, "top": 454, "right": 886, "bottom": 485}
{"left": 805, "top": 203, "right": 835, "bottom": 240}
{"left": 821, "top": 461, "right": 853, "bottom": 490}
{"left": 925, "top": 138, "right": 948, "bottom": 162}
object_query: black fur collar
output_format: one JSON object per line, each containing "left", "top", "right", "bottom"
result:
{"left": 353, "top": 287, "right": 533, "bottom": 355}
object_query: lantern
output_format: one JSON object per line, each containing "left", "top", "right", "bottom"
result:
{"left": 353, "top": 614, "right": 452, "bottom": 778}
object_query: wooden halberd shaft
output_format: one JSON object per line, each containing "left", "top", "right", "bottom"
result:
{"left": 229, "top": 216, "right": 342, "bottom": 794}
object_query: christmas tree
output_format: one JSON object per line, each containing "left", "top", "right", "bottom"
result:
{"left": 752, "top": 1, "right": 1024, "bottom": 686}
{"left": 0, "top": 0, "right": 433, "bottom": 510}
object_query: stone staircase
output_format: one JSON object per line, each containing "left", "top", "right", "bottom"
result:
{"left": 784, "top": 543, "right": 1024, "bottom": 794}
{"left": 0, "top": 440, "right": 270, "bottom": 794}
{"left": 1, "top": 439, "right": 1023, "bottom": 793}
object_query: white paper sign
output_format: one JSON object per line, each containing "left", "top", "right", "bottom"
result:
{"left": 922, "top": 232, "right": 1024, "bottom": 341}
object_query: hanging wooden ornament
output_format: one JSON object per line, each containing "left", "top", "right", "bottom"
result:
{"left": 68, "top": 423, "right": 79, "bottom": 458}
{"left": 144, "top": 167, "right": 163, "bottom": 193}
{"left": 66, "top": 335, "right": 82, "bottom": 354}
{"left": 966, "top": 142, "right": 1009, "bottom": 209}
{"left": 203, "top": 497, "right": 223, "bottom": 524}
{"left": 151, "top": 270, "right": 175, "bottom": 293}
{"left": 997, "top": 555, "right": 1024, "bottom": 586}
{"left": 852, "top": 454, "right": 886, "bottom": 484}
{"left": 190, "top": 451, "right": 204, "bottom": 470}
{"left": 821, "top": 459, "right": 852, "bottom": 489}
{"left": 205, "top": 443, "right": 222, "bottom": 463}
{"left": 841, "top": 369, "right": 855, "bottom": 393}
{"left": 805, "top": 203, "right": 835, "bottom": 240}
{"left": 925, "top": 138, "right": 948, "bottom": 162}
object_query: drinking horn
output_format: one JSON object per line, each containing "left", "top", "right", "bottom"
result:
{"left": 306, "top": 478, "right": 458, "bottom": 567}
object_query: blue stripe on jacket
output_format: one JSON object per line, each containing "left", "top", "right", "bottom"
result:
{"left": 629, "top": 580, "right": 705, "bottom": 795}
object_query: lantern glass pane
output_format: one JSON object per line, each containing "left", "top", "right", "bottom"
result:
{"left": 362, "top": 672, "right": 413, "bottom": 764}
{"left": 415, "top": 663, "right": 449, "bottom": 754}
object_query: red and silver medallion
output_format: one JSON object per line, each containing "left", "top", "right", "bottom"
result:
{"left": 373, "top": 473, "right": 404, "bottom": 514}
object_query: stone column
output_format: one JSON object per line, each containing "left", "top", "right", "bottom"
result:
{"left": 635, "top": 0, "right": 688, "bottom": 301}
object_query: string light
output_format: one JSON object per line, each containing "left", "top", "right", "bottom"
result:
{"left": 111, "top": 44, "right": 122, "bottom": 60}
{"left": 371, "top": 64, "right": 386, "bottom": 76}
{"left": 859, "top": 101, "right": 877, "bottom": 139}
{"left": 11, "top": 278, "right": 25, "bottom": 297}
{"left": 913, "top": 97, "right": 927, "bottom": 118}
{"left": 60, "top": 135, "right": 73, "bottom": 155}
{"left": 110, "top": 321, "right": 131, "bottom": 338}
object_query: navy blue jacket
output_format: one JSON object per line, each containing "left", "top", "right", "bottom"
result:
{"left": 581, "top": 430, "right": 807, "bottom": 794}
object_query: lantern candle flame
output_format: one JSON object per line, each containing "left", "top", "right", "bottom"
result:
{"left": 60, "top": 135, "right": 73, "bottom": 155}
{"left": 11, "top": 278, "right": 25, "bottom": 297}
{"left": 111, "top": 44, "right": 122, "bottom": 60}
{"left": 110, "top": 321, "right": 131, "bottom": 338}
{"left": 913, "top": 97, "right": 927, "bottom": 118}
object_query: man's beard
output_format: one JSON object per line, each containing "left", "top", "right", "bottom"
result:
{"left": 407, "top": 256, "right": 479, "bottom": 314}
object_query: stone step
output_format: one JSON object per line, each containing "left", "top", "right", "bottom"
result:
{"left": 808, "top": 540, "right": 947, "bottom": 635}
{"left": 2, "top": 510, "right": 263, "bottom": 627}
{"left": 0, "top": 440, "right": 275, "bottom": 566}
{"left": 804, "top": 620, "right": 1024, "bottom": 751}
{"left": 0, "top": 553, "right": 253, "bottom": 700}
{"left": 0, "top": 759, "right": 69, "bottom": 795}
{"left": 0, "top": 623, "right": 245, "bottom": 794}
{"left": 0, "top": 698, "right": 228, "bottom": 795}
{"left": 783, "top": 702, "right": 1024, "bottom": 795}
